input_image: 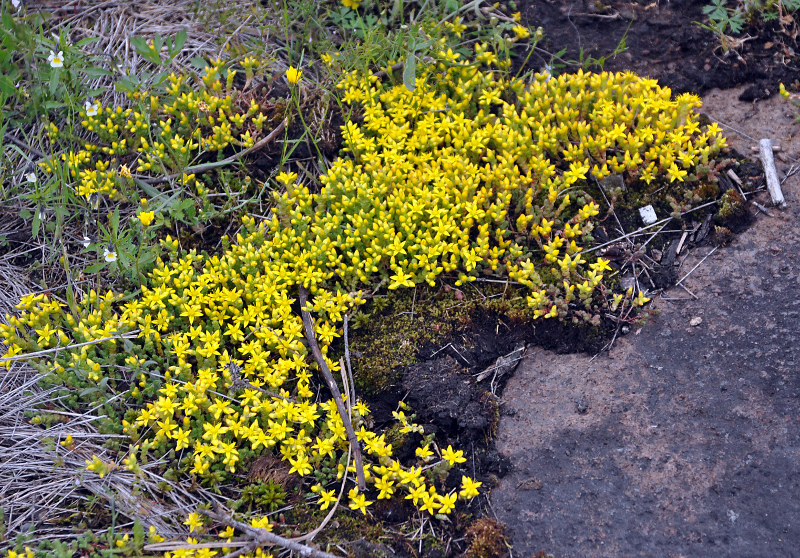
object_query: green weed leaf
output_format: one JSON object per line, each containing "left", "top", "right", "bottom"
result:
{"left": 403, "top": 54, "right": 416, "bottom": 92}
{"left": 83, "top": 67, "right": 111, "bottom": 78}
{"left": 130, "top": 36, "right": 162, "bottom": 65}
{"left": 0, "top": 74, "right": 15, "bottom": 97}
{"left": 32, "top": 206, "right": 41, "bottom": 238}
{"left": 48, "top": 69, "right": 60, "bottom": 96}
{"left": 171, "top": 29, "right": 187, "bottom": 56}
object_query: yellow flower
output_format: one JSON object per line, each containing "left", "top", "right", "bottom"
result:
{"left": 318, "top": 488, "right": 337, "bottom": 510}
{"left": 250, "top": 516, "right": 273, "bottom": 531}
{"left": 634, "top": 290, "right": 651, "bottom": 307}
{"left": 276, "top": 171, "right": 298, "bottom": 185}
{"left": 512, "top": 25, "right": 531, "bottom": 40}
{"left": 388, "top": 270, "right": 414, "bottom": 290}
{"left": 183, "top": 511, "right": 204, "bottom": 533}
{"left": 419, "top": 490, "right": 440, "bottom": 515}
{"left": 138, "top": 211, "right": 155, "bottom": 226}
{"left": 666, "top": 162, "right": 687, "bottom": 183}
{"left": 437, "top": 491, "right": 458, "bottom": 514}
{"left": 459, "top": 475, "right": 482, "bottom": 499}
{"left": 375, "top": 475, "right": 395, "bottom": 499}
{"left": 348, "top": 487, "right": 372, "bottom": 515}
{"left": 442, "top": 445, "right": 466, "bottom": 466}
{"left": 405, "top": 483, "right": 426, "bottom": 505}
{"left": 416, "top": 443, "right": 434, "bottom": 460}
{"left": 288, "top": 452, "right": 312, "bottom": 476}
{"left": 286, "top": 66, "right": 303, "bottom": 85}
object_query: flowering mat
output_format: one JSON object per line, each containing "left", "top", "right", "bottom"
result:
{"left": 1, "top": 0, "right": 800, "bottom": 557}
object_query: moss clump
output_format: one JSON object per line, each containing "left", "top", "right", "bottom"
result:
{"left": 349, "top": 287, "right": 456, "bottom": 395}
{"left": 347, "top": 282, "right": 535, "bottom": 395}
{"left": 231, "top": 480, "right": 287, "bottom": 513}
{"left": 465, "top": 517, "right": 509, "bottom": 558}
{"left": 715, "top": 188, "right": 746, "bottom": 225}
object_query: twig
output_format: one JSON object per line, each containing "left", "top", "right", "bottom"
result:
{"left": 142, "top": 541, "right": 249, "bottom": 552}
{"left": 781, "top": 163, "right": 799, "bottom": 184}
{"left": 226, "top": 362, "right": 297, "bottom": 403}
{"left": 196, "top": 506, "right": 339, "bottom": 558}
{"left": 292, "top": 439, "right": 352, "bottom": 545}
{"left": 372, "top": 61, "right": 403, "bottom": 80}
{"left": 0, "top": 330, "right": 141, "bottom": 364}
{"left": 678, "top": 283, "right": 699, "bottom": 300}
{"left": 675, "top": 230, "right": 689, "bottom": 256}
{"left": 583, "top": 200, "right": 720, "bottom": 256}
{"left": 639, "top": 220, "right": 671, "bottom": 252}
{"left": 5, "top": 134, "right": 46, "bottom": 159}
{"left": 142, "top": 119, "right": 287, "bottom": 185}
{"left": 752, "top": 201, "right": 774, "bottom": 217}
{"left": 675, "top": 247, "right": 718, "bottom": 287}
{"left": 298, "top": 286, "right": 366, "bottom": 490}
{"left": 428, "top": 342, "right": 470, "bottom": 365}
{"left": 758, "top": 138, "right": 787, "bottom": 207}
{"left": 343, "top": 315, "right": 356, "bottom": 405}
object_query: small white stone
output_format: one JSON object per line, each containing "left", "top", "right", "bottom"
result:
{"left": 690, "top": 317, "right": 703, "bottom": 327}
{"left": 639, "top": 205, "right": 657, "bottom": 225}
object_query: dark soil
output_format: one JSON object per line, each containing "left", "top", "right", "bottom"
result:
{"left": 519, "top": 0, "right": 800, "bottom": 100}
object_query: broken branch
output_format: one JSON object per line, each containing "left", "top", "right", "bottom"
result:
{"left": 141, "top": 118, "right": 287, "bottom": 185}
{"left": 198, "top": 506, "right": 339, "bottom": 558}
{"left": 298, "top": 286, "right": 367, "bottom": 490}
{"left": 758, "top": 138, "right": 787, "bottom": 207}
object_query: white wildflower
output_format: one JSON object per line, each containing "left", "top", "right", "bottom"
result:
{"left": 47, "top": 50, "right": 64, "bottom": 68}
{"left": 103, "top": 246, "right": 117, "bottom": 262}
{"left": 84, "top": 100, "right": 100, "bottom": 116}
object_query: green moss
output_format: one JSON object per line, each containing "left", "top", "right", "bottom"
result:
{"left": 231, "top": 480, "right": 287, "bottom": 513}
{"left": 715, "top": 188, "right": 746, "bottom": 224}
{"left": 347, "top": 283, "right": 532, "bottom": 395}
{"left": 287, "top": 501, "right": 386, "bottom": 548}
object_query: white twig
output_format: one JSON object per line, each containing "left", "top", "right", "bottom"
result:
{"left": 676, "top": 247, "right": 718, "bottom": 287}
{"left": 759, "top": 139, "right": 787, "bottom": 208}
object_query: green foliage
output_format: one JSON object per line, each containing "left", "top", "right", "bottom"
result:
{"left": 231, "top": 480, "right": 288, "bottom": 513}
{"left": 130, "top": 30, "right": 187, "bottom": 67}
{"left": 7, "top": 519, "right": 154, "bottom": 558}
{"left": 702, "top": 0, "right": 745, "bottom": 33}
{"left": 0, "top": 1, "right": 739, "bottom": 553}
{"left": 699, "top": 0, "right": 800, "bottom": 37}
{"left": 2, "top": 46, "right": 730, "bottom": 543}
{"left": 0, "top": 11, "right": 108, "bottom": 128}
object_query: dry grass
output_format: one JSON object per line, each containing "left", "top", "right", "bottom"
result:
{"left": 0, "top": 357, "right": 234, "bottom": 544}
{"left": 41, "top": 0, "right": 304, "bottom": 103}
{"left": 0, "top": 265, "right": 228, "bottom": 544}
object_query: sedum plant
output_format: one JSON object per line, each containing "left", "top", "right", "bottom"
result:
{"left": 39, "top": 59, "right": 270, "bottom": 203}
{"left": 2, "top": 43, "right": 728, "bottom": 553}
